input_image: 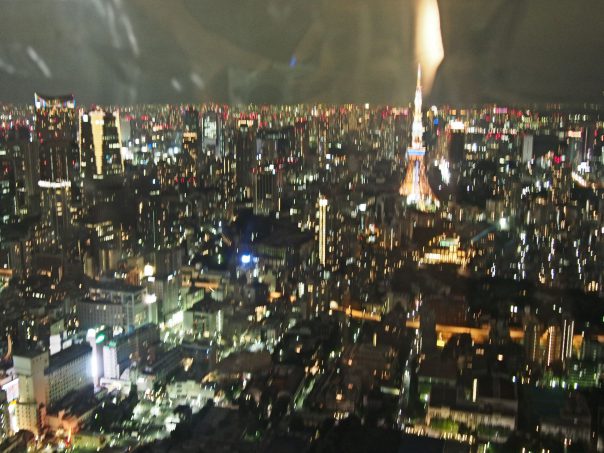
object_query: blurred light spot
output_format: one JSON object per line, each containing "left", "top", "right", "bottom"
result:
{"left": 121, "top": 16, "right": 139, "bottom": 56}
{"left": 92, "top": 0, "right": 106, "bottom": 17}
{"left": 0, "top": 58, "right": 16, "bottom": 75}
{"left": 105, "top": 2, "right": 121, "bottom": 49}
{"left": 171, "top": 78, "right": 182, "bottom": 92}
{"left": 415, "top": 0, "right": 444, "bottom": 93}
{"left": 26, "top": 47, "right": 52, "bottom": 78}
{"left": 190, "top": 73, "right": 205, "bottom": 90}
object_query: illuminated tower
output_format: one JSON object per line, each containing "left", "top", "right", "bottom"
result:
{"left": 400, "top": 66, "right": 438, "bottom": 210}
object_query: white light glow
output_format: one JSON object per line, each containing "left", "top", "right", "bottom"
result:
{"left": 415, "top": 0, "right": 444, "bottom": 92}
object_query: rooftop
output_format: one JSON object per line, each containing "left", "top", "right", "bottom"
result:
{"left": 46, "top": 343, "right": 92, "bottom": 374}
{"left": 90, "top": 279, "right": 144, "bottom": 294}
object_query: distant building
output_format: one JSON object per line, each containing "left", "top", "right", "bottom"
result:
{"left": 12, "top": 344, "right": 92, "bottom": 434}
{"left": 427, "top": 378, "right": 518, "bottom": 441}
{"left": 253, "top": 166, "right": 281, "bottom": 216}
{"left": 45, "top": 343, "right": 92, "bottom": 405}
{"left": 13, "top": 349, "right": 49, "bottom": 435}
{"left": 522, "top": 134, "right": 534, "bottom": 163}
{"left": 318, "top": 194, "right": 329, "bottom": 268}
{"left": 77, "top": 279, "right": 156, "bottom": 331}
{"left": 34, "top": 93, "right": 78, "bottom": 252}
{"left": 79, "top": 109, "right": 123, "bottom": 180}
{"left": 166, "top": 381, "right": 215, "bottom": 407}
{"left": 182, "top": 106, "right": 199, "bottom": 162}
{"left": 342, "top": 342, "right": 397, "bottom": 388}
{"left": 102, "top": 324, "right": 160, "bottom": 380}
{"left": 234, "top": 120, "right": 256, "bottom": 196}
{"left": 183, "top": 300, "right": 224, "bottom": 341}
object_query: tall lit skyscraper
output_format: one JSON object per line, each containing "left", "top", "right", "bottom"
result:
{"left": 80, "top": 109, "right": 123, "bottom": 179}
{"left": 35, "top": 93, "right": 77, "bottom": 251}
{"left": 202, "top": 110, "right": 218, "bottom": 153}
{"left": 400, "top": 66, "right": 438, "bottom": 211}
{"left": 35, "top": 93, "right": 77, "bottom": 183}
{"left": 234, "top": 119, "right": 256, "bottom": 198}
{"left": 253, "top": 165, "right": 281, "bottom": 216}
{"left": 0, "top": 145, "right": 16, "bottom": 224}
{"left": 182, "top": 106, "right": 199, "bottom": 163}
{"left": 318, "top": 194, "right": 328, "bottom": 267}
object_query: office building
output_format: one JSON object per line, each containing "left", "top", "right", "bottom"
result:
{"left": 318, "top": 194, "right": 329, "bottom": 268}
{"left": 80, "top": 109, "right": 123, "bottom": 180}
{"left": 34, "top": 93, "right": 78, "bottom": 252}
{"left": 77, "top": 280, "right": 156, "bottom": 331}
{"left": 13, "top": 349, "right": 49, "bottom": 435}
{"left": 45, "top": 343, "right": 92, "bottom": 405}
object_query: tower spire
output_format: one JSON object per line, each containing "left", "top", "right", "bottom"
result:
{"left": 400, "top": 64, "right": 438, "bottom": 211}
{"left": 412, "top": 64, "right": 423, "bottom": 150}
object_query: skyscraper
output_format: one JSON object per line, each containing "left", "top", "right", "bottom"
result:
{"left": 318, "top": 194, "right": 329, "bottom": 268}
{"left": 253, "top": 165, "right": 281, "bottom": 216}
{"left": 316, "top": 192, "right": 333, "bottom": 310}
{"left": 182, "top": 106, "right": 199, "bottom": 178}
{"left": 80, "top": 109, "right": 123, "bottom": 180}
{"left": 13, "top": 349, "right": 49, "bottom": 435}
{"left": 0, "top": 144, "right": 16, "bottom": 224}
{"left": 400, "top": 66, "right": 438, "bottom": 211}
{"left": 35, "top": 93, "right": 77, "bottom": 183}
{"left": 34, "top": 93, "right": 77, "bottom": 252}
{"left": 234, "top": 119, "right": 256, "bottom": 198}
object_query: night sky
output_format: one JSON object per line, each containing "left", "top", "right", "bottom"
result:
{"left": 1, "top": 0, "right": 603, "bottom": 105}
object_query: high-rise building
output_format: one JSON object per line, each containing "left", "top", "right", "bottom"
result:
{"left": 80, "top": 109, "right": 123, "bottom": 180}
{"left": 0, "top": 145, "right": 15, "bottom": 224}
{"left": 181, "top": 106, "right": 199, "bottom": 181}
{"left": 77, "top": 279, "right": 156, "bottom": 332}
{"left": 202, "top": 110, "right": 218, "bottom": 154}
{"left": 35, "top": 93, "right": 77, "bottom": 184}
{"left": 0, "top": 126, "right": 33, "bottom": 222}
{"left": 34, "top": 93, "right": 78, "bottom": 252}
{"left": 13, "top": 349, "right": 49, "bottom": 435}
{"left": 44, "top": 343, "right": 92, "bottom": 405}
{"left": 318, "top": 194, "right": 329, "bottom": 268}
{"left": 253, "top": 165, "right": 281, "bottom": 216}
{"left": 102, "top": 324, "right": 160, "bottom": 380}
{"left": 522, "top": 134, "right": 534, "bottom": 163}
{"left": 400, "top": 66, "right": 439, "bottom": 211}
{"left": 234, "top": 119, "right": 256, "bottom": 197}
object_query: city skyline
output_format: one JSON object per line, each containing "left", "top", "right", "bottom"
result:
{"left": 1, "top": 6, "right": 604, "bottom": 449}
